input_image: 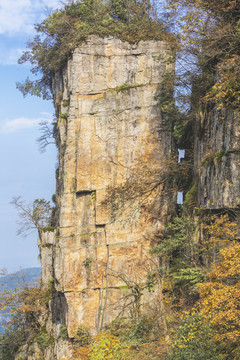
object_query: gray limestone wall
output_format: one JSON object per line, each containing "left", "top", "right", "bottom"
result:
{"left": 194, "top": 107, "right": 240, "bottom": 209}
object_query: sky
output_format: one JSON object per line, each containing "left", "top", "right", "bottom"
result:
{"left": 0, "top": 0, "right": 61, "bottom": 273}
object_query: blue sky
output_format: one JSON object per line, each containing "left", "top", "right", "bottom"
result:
{"left": 0, "top": 0, "right": 60, "bottom": 273}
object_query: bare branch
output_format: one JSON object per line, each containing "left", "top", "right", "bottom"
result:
{"left": 37, "top": 120, "right": 56, "bottom": 153}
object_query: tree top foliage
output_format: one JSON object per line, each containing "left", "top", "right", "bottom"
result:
{"left": 17, "top": 0, "right": 172, "bottom": 100}
{"left": 175, "top": 0, "right": 239, "bottom": 19}
{"left": 194, "top": 0, "right": 239, "bottom": 20}
{"left": 10, "top": 196, "right": 53, "bottom": 239}
{"left": 159, "top": 0, "right": 240, "bottom": 119}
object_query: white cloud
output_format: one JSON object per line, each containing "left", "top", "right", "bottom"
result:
{"left": 0, "top": 113, "right": 52, "bottom": 133}
{"left": 0, "top": 48, "right": 24, "bottom": 65}
{"left": 0, "top": 0, "right": 60, "bottom": 35}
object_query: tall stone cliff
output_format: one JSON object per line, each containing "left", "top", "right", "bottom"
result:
{"left": 30, "top": 36, "right": 176, "bottom": 359}
{"left": 194, "top": 106, "right": 240, "bottom": 209}
{"left": 14, "top": 34, "right": 240, "bottom": 360}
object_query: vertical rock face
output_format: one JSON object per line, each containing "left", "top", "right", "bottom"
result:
{"left": 194, "top": 107, "right": 240, "bottom": 209}
{"left": 40, "top": 36, "right": 175, "bottom": 342}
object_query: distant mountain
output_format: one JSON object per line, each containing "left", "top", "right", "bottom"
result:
{"left": 0, "top": 267, "right": 41, "bottom": 290}
{"left": 0, "top": 267, "right": 41, "bottom": 333}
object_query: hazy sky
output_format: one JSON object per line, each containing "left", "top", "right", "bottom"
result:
{"left": 0, "top": 0, "right": 61, "bottom": 273}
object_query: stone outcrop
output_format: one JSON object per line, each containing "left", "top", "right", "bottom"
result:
{"left": 17, "top": 33, "right": 240, "bottom": 360}
{"left": 17, "top": 36, "right": 175, "bottom": 360}
{"left": 42, "top": 35, "right": 173, "bottom": 336}
{"left": 194, "top": 107, "right": 240, "bottom": 209}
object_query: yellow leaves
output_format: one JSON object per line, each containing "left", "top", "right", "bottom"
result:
{"left": 0, "top": 278, "right": 50, "bottom": 333}
{"left": 195, "top": 215, "right": 240, "bottom": 345}
{"left": 170, "top": 310, "right": 215, "bottom": 358}
{"left": 203, "top": 214, "right": 238, "bottom": 250}
{"left": 205, "top": 55, "right": 240, "bottom": 110}
{"left": 89, "top": 332, "right": 127, "bottom": 360}
{"left": 210, "top": 244, "right": 240, "bottom": 281}
{"left": 198, "top": 283, "right": 240, "bottom": 342}
{"left": 198, "top": 243, "right": 240, "bottom": 343}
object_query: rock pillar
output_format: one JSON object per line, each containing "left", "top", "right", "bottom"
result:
{"left": 49, "top": 35, "right": 175, "bottom": 337}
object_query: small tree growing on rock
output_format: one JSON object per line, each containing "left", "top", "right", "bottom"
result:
{"left": 10, "top": 196, "right": 53, "bottom": 241}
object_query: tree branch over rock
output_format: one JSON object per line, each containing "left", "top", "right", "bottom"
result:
{"left": 10, "top": 196, "right": 54, "bottom": 240}
{"left": 37, "top": 120, "right": 57, "bottom": 153}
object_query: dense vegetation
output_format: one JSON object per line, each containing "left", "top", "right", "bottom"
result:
{"left": 182, "top": 0, "right": 239, "bottom": 109}
{"left": 16, "top": 0, "right": 172, "bottom": 100}
{"left": 2, "top": 0, "right": 240, "bottom": 359}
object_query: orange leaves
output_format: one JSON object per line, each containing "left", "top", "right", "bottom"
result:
{"left": 2, "top": 284, "right": 47, "bottom": 314}
{"left": 198, "top": 281, "right": 240, "bottom": 343}
{"left": 0, "top": 281, "right": 50, "bottom": 332}
{"left": 72, "top": 345, "right": 89, "bottom": 360}
{"left": 205, "top": 55, "right": 240, "bottom": 110}
{"left": 209, "top": 243, "right": 240, "bottom": 281}
{"left": 203, "top": 214, "right": 238, "bottom": 249}
{"left": 197, "top": 215, "right": 240, "bottom": 346}
{"left": 89, "top": 332, "right": 127, "bottom": 360}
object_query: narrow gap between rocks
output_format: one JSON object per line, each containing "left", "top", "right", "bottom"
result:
{"left": 177, "top": 149, "right": 185, "bottom": 205}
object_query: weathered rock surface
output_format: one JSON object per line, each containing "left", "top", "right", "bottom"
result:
{"left": 17, "top": 36, "right": 175, "bottom": 360}
{"left": 194, "top": 107, "right": 240, "bottom": 209}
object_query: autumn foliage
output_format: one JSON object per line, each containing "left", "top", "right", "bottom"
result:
{"left": 198, "top": 216, "right": 240, "bottom": 346}
{"left": 0, "top": 276, "right": 50, "bottom": 335}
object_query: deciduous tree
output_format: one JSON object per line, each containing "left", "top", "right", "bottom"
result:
{"left": 10, "top": 196, "right": 53, "bottom": 240}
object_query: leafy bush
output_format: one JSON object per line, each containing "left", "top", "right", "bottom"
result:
{"left": 127, "top": 315, "right": 156, "bottom": 344}
{"left": 89, "top": 332, "right": 127, "bottom": 360}
{"left": 184, "top": 182, "right": 198, "bottom": 209}
{"left": 168, "top": 312, "right": 222, "bottom": 360}
{"left": 34, "top": 327, "right": 54, "bottom": 351}
{"left": 198, "top": 241, "right": 240, "bottom": 354}
{"left": 0, "top": 325, "right": 25, "bottom": 360}
{"left": 58, "top": 324, "right": 68, "bottom": 340}
{"left": 151, "top": 212, "right": 197, "bottom": 270}
{"left": 105, "top": 314, "right": 159, "bottom": 346}
{"left": 74, "top": 325, "right": 91, "bottom": 346}
{"left": 104, "top": 317, "right": 132, "bottom": 338}
{"left": 170, "top": 267, "right": 206, "bottom": 296}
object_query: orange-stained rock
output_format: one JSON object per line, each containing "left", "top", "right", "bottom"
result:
{"left": 35, "top": 36, "right": 175, "bottom": 359}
